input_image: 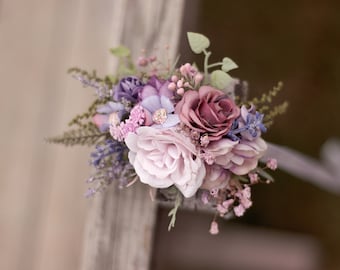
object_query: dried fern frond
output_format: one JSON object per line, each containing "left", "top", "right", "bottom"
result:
{"left": 263, "top": 101, "right": 289, "bottom": 128}
{"left": 46, "top": 126, "right": 107, "bottom": 146}
{"left": 249, "top": 81, "right": 283, "bottom": 107}
{"left": 68, "top": 99, "right": 109, "bottom": 128}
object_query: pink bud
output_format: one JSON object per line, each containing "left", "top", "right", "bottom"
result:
{"left": 248, "top": 172, "right": 259, "bottom": 184}
{"left": 201, "top": 191, "right": 210, "bottom": 205}
{"left": 149, "top": 55, "right": 157, "bottom": 62}
{"left": 194, "top": 73, "right": 203, "bottom": 84}
{"left": 168, "top": 82, "right": 176, "bottom": 91}
{"left": 177, "top": 79, "right": 183, "bottom": 88}
{"left": 137, "top": 57, "right": 148, "bottom": 67}
{"left": 177, "top": 88, "right": 184, "bottom": 95}
{"left": 171, "top": 75, "right": 178, "bottom": 82}
{"left": 179, "top": 65, "right": 187, "bottom": 76}
{"left": 209, "top": 221, "right": 219, "bottom": 235}
{"left": 234, "top": 204, "right": 245, "bottom": 217}
{"left": 217, "top": 204, "right": 228, "bottom": 215}
{"left": 222, "top": 199, "right": 234, "bottom": 209}
{"left": 266, "top": 158, "right": 278, "bottom": 170}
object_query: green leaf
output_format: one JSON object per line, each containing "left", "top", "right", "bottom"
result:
{"left": 167, "top": 192, "right": 183, "bottom": 231}
{"left": 110, "top": 45, "right": 130, "bottom": 57}
{"left": 187, "top": 32, "right": 210, "bottom": 54}
{"left": 237, "top": 175, "right": 250, "bottom": 183}
{"left": 221, "top": 57, "right": 238, "bottom": 72}
{"left": 211, "top": 70, "right": 233, "bottom": 90}
{"left": 256, "top": 167, "right": 275, "bottom": 182}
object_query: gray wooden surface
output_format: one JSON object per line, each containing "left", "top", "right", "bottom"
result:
{"left": 0, "top": 0, "right": 183, "bottom": 269}
{"left": 80, "top": 1, "right": 184, "bottom": 270}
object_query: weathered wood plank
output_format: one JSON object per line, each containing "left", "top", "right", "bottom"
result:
{"left": 80, "top": 1, "right": 184, "bottom": 269}
{"left": 0, "top": 0, "right": 121, "bottom": 269}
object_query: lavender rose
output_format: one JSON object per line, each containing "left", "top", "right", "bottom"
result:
{"left": 139, "top": 76, "right": 179, "bottom": 128}
{"left": 139, "top": 76, "right": 173, "bottom": 100}
{"left": 207, "top": 137, "right": 267, "bottom": 175}
{"left": 175, "top": 86, "right": 240, "bottom": 141}
{"left": 201, "top": 164, "right": 230, "bottom": 190}
{"left": 125, "top": 126, "right": 206, "bottom": 198}
{"left": 113, "top": 76, "right": 144, "bottom": 103}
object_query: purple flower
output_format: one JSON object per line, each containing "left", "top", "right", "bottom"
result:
{"left": 139, "top": 76, "right": 173, "bottom": 100}
{"left": 93, "top": 102, "right": 125, "bottom": 132}
{"left": 113, "top": 76, "right": 144, "bottom": 103}
{"left": 228, "top": 105, "right": 266, "bottom": 141}
{"left": 139, "top": 76, "right": 179, "bottom": 129}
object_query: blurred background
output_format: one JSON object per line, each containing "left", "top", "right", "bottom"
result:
{"left": 1, "top": 0, "right": 340, "bottom": 269}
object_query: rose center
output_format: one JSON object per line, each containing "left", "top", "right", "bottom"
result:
{"left": 152, "top": 108, "right": 167, "bottom": 124}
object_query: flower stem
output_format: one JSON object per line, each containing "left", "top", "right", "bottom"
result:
{"left": 203, "top": 49, "right": 211, "bottom": 83}
{"left": 207, "top": 62, "right": 223, "bottom": 69}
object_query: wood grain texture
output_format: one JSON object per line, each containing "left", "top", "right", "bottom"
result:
{"left": 0, "top": 0, "right": 164, "bottom": 269}
{"left": 80, "top": 1, "right": 185, "bottom": 270}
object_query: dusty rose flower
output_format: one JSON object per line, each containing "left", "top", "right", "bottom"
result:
{"left": 207, "top": 137, "right": 267, "bottom": 175}
{"left": 201, "top": 164, "right": 230, "bottom": 190}
{"left": 175, "top": 86, "right": 240, "bottom": 141}
{"left": 125, "top": 126, "right": 206, "bottom": 198}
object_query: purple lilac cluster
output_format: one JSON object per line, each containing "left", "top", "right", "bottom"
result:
{"left": 89, "top": 59, "right": 277, "bottom": 233}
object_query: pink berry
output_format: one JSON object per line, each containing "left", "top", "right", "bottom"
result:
{"left": 168, "top": 82, "right": 176, "bottom": 91}
{"left": 177, "top": 88, "right": 184, "bottom": 95}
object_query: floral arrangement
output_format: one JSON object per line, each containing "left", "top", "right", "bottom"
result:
{"left": 48, "top": 32, "right": 287, "bottom": 234}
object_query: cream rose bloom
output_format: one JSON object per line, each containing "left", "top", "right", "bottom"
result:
{"left": 125, "top": 126, "right": 206, "bottom": 198}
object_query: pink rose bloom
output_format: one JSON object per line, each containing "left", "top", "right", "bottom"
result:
{"left": 201, "top": 164, "right": 230, "bottom": 190}
{"left": 207, "top": 137, "right": 267, "bottom": 175}
{"left": 125, "top": 126, "right": 206, "bottom": 198}
{"left": 175, "top": 86, "right": 240, "bottom": 141}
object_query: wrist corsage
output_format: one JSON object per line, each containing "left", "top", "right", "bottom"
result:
{"left": 48, "top": 32, "right": 287, "bottom": 234}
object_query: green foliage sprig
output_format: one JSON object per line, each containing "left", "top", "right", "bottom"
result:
{"left": 248, "top": 82, "right": 288, "bottom": 127}
{"left": 68, "top": 99, "right": 109, "bottom": 129}
{"left": 187, "top": 32, "right": 238, "bottom": 90}
{"left": 68, "top": 67, "right": 115, "bottom": 87}
{"left": 167, "top": 191, "right": 183, "bottom": 231}
{"left": 46, "top": 123, "right": 107, "bottom": 146}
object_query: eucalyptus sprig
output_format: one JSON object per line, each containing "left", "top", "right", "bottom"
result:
{"left": 187, "top": 32, "right": 238, "bottom": 90}
{"left": 110, "top": 45, "right": 137, "bottom": 80}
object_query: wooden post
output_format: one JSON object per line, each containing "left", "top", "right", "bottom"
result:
{"left": 80, "top": 1, "right": 185, "bottom": 269}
